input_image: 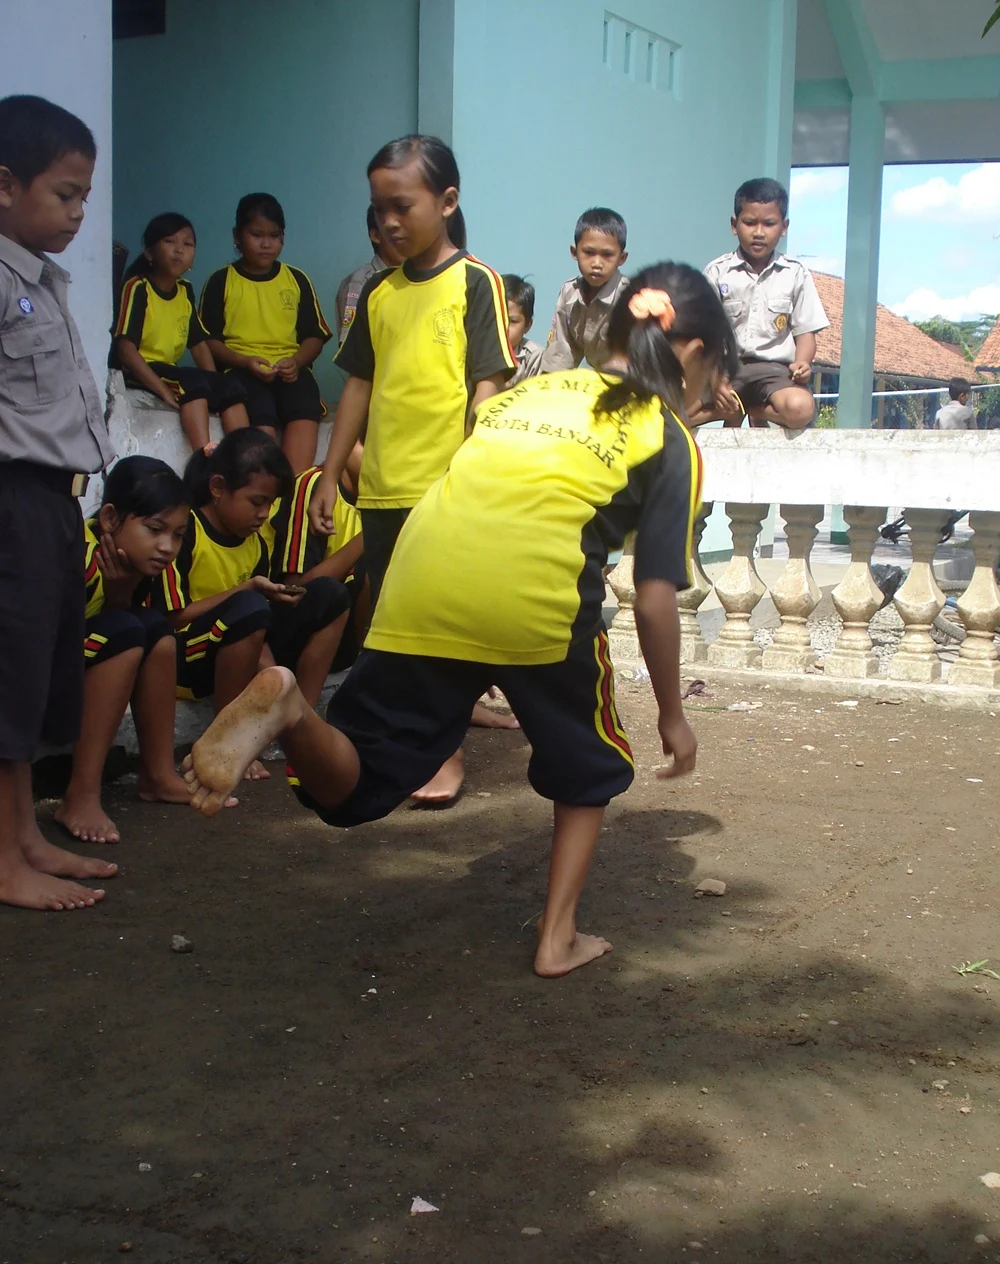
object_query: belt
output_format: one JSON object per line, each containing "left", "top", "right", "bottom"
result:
{"left": 0, "top": 461, "right": 90, "bottom": 497}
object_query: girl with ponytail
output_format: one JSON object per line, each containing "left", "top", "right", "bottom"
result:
{"left": 183, "top": 262, "right": 735, "bottom": 981}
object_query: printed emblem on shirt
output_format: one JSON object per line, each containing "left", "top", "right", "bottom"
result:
{"left": 279, "top": 288, "right": 296, "bottom": 311}
{"left": 719, "top": 284, "right": 729, "bottom": 296}
{"left": 774, "top": 313, "right": 788, "bottom": 331}
{"left": 18, "top": 297, "right": 33, "bottom": 314}
{"left": 341, "top": 305, "right": 357, "bottom": 332}
{"left": 432, "top": 308, "right": 456, "bottom": 346}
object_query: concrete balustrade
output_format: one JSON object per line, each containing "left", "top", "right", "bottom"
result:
{"left": 605, "top": 428, "right": 1000, "bottom": 707}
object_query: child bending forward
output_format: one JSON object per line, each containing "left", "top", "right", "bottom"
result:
{"left": 183, "top": 262, "right": 737, "bottom": 978}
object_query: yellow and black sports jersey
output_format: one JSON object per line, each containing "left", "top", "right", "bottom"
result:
{"left": 267, "top": 466, "right": 362, "bottom": 579}
{"left": 199, "top": 261, "right": 332, "bottom": 363}
{"left": 367, "top": 369, "right": 702, "bottom": 666}
{"left": 84, "top": 517, "right": 155, "bottom": 619}
{"left": 335, "top": 251, "right": 516, "bottom": 510}
{"left": 151, "top": 509, "right": 269, "bottom": 618}
{"left": 110, "top": 276, "right": 208, "bottom": 369}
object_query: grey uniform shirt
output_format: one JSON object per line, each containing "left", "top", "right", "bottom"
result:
{"left": 538, "top": 271, "right": 629, "bottom": 373}
{"left": 335, "top": 254, "right": 390, "bottom": 346}
{"left": 508, "top": 337, "right": 543, "bottom": 387}
{"left": 0, "top": 235, "right": 112, "bottom": 471}
{"left": 704, "top": 250, "right": 828, "bottom": 364}
{"left": 936, "top": 400, "right": 977, "bottom": 430}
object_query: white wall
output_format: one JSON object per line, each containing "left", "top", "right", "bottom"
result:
{"left": 4, "top": 0, "right": 113, "bottom": 397}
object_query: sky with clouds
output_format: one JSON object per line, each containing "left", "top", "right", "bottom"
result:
{"left": 788, "top": 163, "right": 1000, "bottom": 323}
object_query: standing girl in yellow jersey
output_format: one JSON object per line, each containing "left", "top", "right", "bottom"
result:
{"left": 56, "top": 457, "right": 193, "bottom": 845}
{"left": 200, "top": 194, "right": 332, "bottom": 475}
{"left": 309, "top": 135, "right": 517, "bottom": 801}
{"left": 183, "top": 263, "right": 737, "bottom": 978}
{"left": 151, "top": 430, "right": 351, "bottom": 783}
{"left": 112, "top": 213, "right": 250, "bottom": 451}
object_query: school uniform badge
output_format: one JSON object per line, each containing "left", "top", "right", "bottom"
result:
{"left": 719, "top": 284, "right": 729, "bottom": 296}
{"left": 774, "top": 313, "right": 788, "bottom": 331}
{"left": 18, "top": 297, "right": 33, "bottom": 314}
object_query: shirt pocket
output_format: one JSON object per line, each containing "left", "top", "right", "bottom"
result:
{"left": 0, "top": 319, "right": 76, "bottom": 407}
{"left": 767, "top": 297, "right": 793, "bottom": 335}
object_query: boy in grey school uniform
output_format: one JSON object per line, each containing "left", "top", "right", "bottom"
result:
{"left": 935, "top": 377, "right": 977, "bottom": 430}
{"left": 0, "top": 95, "right": 117, "bottom": 912}
{"left": 693, "top": 177, "right": 827, "bottom": 430}
{"left": 502, "top": 273, "right": 543, "bottom": 386}
{"left": 538, "top": 207, "right": 629, "bottom": 373}
{"left": 333, "top": 205, "right": 402, "bottom": 347}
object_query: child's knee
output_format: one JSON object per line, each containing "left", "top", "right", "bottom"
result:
{"left": 302, "top": 576, "right": 351, "bottom": 625}
{"left": 774, "top": 386, "right": 815, "bottom": 428}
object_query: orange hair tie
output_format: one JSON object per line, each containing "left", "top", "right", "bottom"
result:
{"left": 628, "top": 288, "right": 675, "bottom": 332}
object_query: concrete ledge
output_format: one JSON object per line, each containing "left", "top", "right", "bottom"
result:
{"left": 699, "top": 428, "right": 1000, "bottom": 512}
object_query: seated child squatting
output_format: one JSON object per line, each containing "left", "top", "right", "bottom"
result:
{"left": 56, "top": 457, "right": 193, "bottom": 845}
{"left": 694, "top": 177, "right": 828, "bottom": 429}
{"left": 151, "top": 429, "right": 352, "bottom": 782}
{"left": 111, "top": 213, "right": 249, "bottom": 451}
{"left": 184, "top": 261, "right": 738, "bottom": 978}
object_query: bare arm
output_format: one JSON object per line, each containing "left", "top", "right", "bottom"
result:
{"left": 466, "top": 372, "right": 506, "bottom": 434}
{"left": 308, "top": 377, "right": 373, "bottom": 534}
{"left": 295, "top": 534, "right": 365, "bottom": 585}
{"left": 790, "top": 333, "right": 817, "bottom": 382}
{"left": 190, "top": 341, "right": 216, "bottom": 372}
{"left": 634, "top": 579, "right": 697, "bottom": 778}
{"left": 163, "top": 575, "right": 297, "bottom": 632}
{"left": 115, "top": 339, "right": 179, "bottom": 409}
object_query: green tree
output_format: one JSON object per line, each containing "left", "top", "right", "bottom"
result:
{"left": 912, "top": 314, "right": 997, "bottom": 359}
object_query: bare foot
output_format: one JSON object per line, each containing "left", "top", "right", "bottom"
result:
{"left": 138, "top": 770, "right": 196, "bottom": 805}
{"left": 0, "top": 857, "right": 104, "bottom": 910}
{"left": 183, "top": 667, "right": 305, "bottom": 816}
{"left": 54, "top": 794, "right": 120, "bottom": 844}
{"left": 534, "top": 932, "right": 613, "bottom": 978}
{"left": 471, "top": 700, "right": 520, "bottom": 731}
{"left": 410, "top": 750, "right": 464, "bottom": 807}
{"left": 242, "top": 759, "right": 271, "bottom": 782}
{"left": 21, "top": 832, "right": 118, "bottom": 881}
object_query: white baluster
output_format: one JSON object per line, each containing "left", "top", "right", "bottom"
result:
{"left": 888, "top": 508, "right": 951, "bottom": 683}
{"left": 762, "top": 504, "right": 823, "bottom": 673}
{"left": 824, "top": 505, "right": 887, "bottom": 680}
{"left": 606, "top": 535, "right": 640, "bottom": 661}
{"left": 948, "top": 511, "right": 1000, "bottom": 688}
{"left": 678, "top": 502, "right": 713, "bottom": 664}
{"left": 707, "top": 503, "right": 768, "bottom": 669}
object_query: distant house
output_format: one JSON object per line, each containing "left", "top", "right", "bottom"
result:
{"left": 808, "top": 272, "right": 978, "bottom": 427}
{"left": 975, "top": 316, "right": 1000, "bottom": 376}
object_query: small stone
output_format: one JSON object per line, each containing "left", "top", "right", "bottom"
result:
{"left": 932, "top": 1079, "right": 949, "bottom": 1090}
{"left": 975, "top": 1232, "right": 991, "bottom": 1244}
{"left": 170, "top": 934, "right": 193, "bottom": 953}
{"left": 521, "top": 1226, "right": 542, "bottom": 1236}
{"left": 689, "top": 1243, "right": 704, "bottom": 1251}
{"left": 700, "top": 1086, "right": 709, "bottom": 1094}
{"left": 588, "top": 1189, "right": 597, "bottom": 1197}
{"left": 979, "top": 1172, "right": 1000, "bottom": 1188}
{"left": 907, "top": 1058, "right": 917, "bottom": 1066}
{"left": 855, "top": 761, "right": 865, "bottom": 767}
{"left": 960, "top": 1106, "right": 973, "bottom": 1115}
{"left": 797, "top": 1012, "right": 810, "bottom": 1019}
{"left": 802, "top": 745, "right": 815, "bottom": 752}
{"left": 694, "top": 879, "right": 726, "bottom": 898}
{"left": 119, "top": 1245, "right": 133, "bottom": 1254}
{"left": 906, "top": 868, "right": 914, "bottom": 875}
{"left": 138, "top": 1162, "right": 152, "bottom": 1172}
{"left": 828, "top": 1020, "right": 839, "bottom": 1026}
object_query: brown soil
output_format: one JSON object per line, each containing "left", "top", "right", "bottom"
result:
{"left": 3, "top": 680, "right": 1000, "bottom": 1263}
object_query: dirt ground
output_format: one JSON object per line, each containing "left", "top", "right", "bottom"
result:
{"left": 3, "top": 679, "right": 1000, "bottom": 1264}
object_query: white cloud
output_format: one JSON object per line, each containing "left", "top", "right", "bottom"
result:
{"left": 889, "top": 164, "right": 1000, "bottom": 222}
{"left": 790, "top": 169, "right": 848, "bottom": 199}
{"left": 890, "top": 284, "right": 1000, "bottom": 322}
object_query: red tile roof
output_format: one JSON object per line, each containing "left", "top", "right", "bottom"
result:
{"left": 810, "top": 272, "right": 977, "bottom": 384}
{"left": 975, "top": 316, "right": 1000, "bottom": 373}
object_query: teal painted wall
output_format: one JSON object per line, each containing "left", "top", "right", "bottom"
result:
{"left": 447, "top": 0, "right": 794, "bottom": 342}
{"left": 113, "top": 0, "right": 419, "bottom": 397}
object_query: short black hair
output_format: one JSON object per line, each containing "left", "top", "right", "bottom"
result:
{"left": 235, "top": 192, "right": 285, "bottom": 233}
{"left": 502, "top": 274, "right": 535, "bottom": 322}
{"left": 734, "top": 178, "right": 788, "bottom": 219}
{"left": 949, "top": 376, "right": 971, "bottom": 400}
{"left": 0, "top": 95, "right": 96, "bottom": 186}
{"left": 184, "top": 429, "right": 293, "bottom": 507}
{"left": 102, "top": 456, "right": 188, "bottom": 518}
{"left": 366, "top": 204, "right": 377, "bottom": 236}
{"left": 368, "top": 135, "right": 466, "bottom": 250}
{"left": 574, "top": 207, "right": 627, "bottom": 250}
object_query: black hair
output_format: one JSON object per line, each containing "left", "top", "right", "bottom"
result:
{"left": 366, "top": 204, "right": 378, "bottom": 237}
{"left": 366, "top": 135, "right": 467, "bottom": 250}
{"left": 235, "top": 192, "right": 285, "bottom": 234}
{"left": 733, "top": 177, "right": 789, "bottom": 219}
{"left": 0, "top": 94, "right": 96, "bottom": 186}
{"left": 949, "top": 376, "right": 971, "bottom": 400}
{"left": 101, "top": 455, "right": 188, "bottom": 518}
{"left": 598, "top": 261, "right": 739, "bottom": 422}
{"left": 183, "top": 429, "right": 293, "bottom": 508}
{"left": 502, "top": 274, "right": 535, "bottom": 323}
{"left": 574, "top": 207, "right": 627, "bottom": 250}
{"left": 122, "top": 212, "right": 195, "bottom": 282}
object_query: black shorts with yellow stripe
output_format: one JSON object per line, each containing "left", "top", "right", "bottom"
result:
{"left": 84, "top": 607, "right": 173, "bottom": 668}
{"left": 175, "top": 578, "right": 350, "bottom": 700}
{"left": 288, "top": 628, "right": 634, "bottom": 827}
{"left": 129, "top": 363, "right": 248, "bottom": 413}
{"left": 225, "top": 366, "right": 324, "bottom": 430}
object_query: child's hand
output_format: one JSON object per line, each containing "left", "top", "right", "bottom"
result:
{"left": 716, "top": 383, "right": 743, "bottom": 416}
{"left": 247, "top": 575, "right": 304, "bottom": 606}
{"left": 273, "top": 357, "right": 299, "bottom": 383}
{"left": 656, "top": 713, "right": 697, "bottom": 779}
{"left": 97, "top": 532, "right": 138, "bottom": 608}
{"left": 158, "top": 383, "right": 181, "bottom": 411}
{"left": 247, "top": 356, "right": 276, "bottom": 381}
{"left": 308, "top": 473, "right": 339, "bottom": 536}
{"left": 789, "top": 360, "right": 812, "bottom": 384}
